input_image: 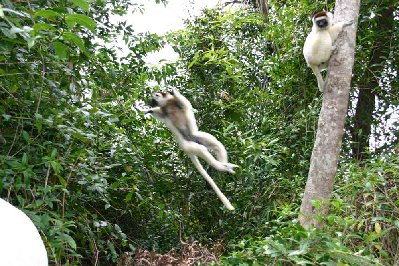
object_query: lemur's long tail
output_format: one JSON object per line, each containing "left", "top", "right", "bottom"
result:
{"left": 190, "top": 156, "right": 235, "bottom": 210}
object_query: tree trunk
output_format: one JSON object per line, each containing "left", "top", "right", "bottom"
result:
{"left": 351, "top": 87, "right": 375, "bottom": 161}
{"left": 299, "top": 0, "right": 361, "bottom": 229}
{"left": 351, "top": 5, "right": 394, "bottom": 161}
{"left": 256, "top": 0, "right": 268, "bottom": 19}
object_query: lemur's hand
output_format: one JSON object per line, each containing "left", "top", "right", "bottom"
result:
{"left": 135, "top": 100, "right": 149, "bottom": 113}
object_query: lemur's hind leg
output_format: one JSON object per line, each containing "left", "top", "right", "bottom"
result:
{"left": 180, "top": 140, "right": 237, "bottom": 174}
{"left": 310, "top": 64, "right": 325, "bottom": 92}
{"left": 192, "top": 131, "right": 228, "bottom": 163}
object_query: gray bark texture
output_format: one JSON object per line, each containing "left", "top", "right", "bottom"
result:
{"left": 256, "top": 0, "right": 269, "bottom": 19}
{"left": 299, "top": 0, "right": 361, "bottom": 229}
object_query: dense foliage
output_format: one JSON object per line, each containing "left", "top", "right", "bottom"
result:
{"left": 221, "top": 156, "right": 399, "bottom": 265}
{"left": 0, "top": 0, "right": 398, "bottom": 265}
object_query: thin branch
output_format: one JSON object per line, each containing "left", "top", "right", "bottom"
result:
{"left": 0, "top": 62, "right": 43, "bottom": 65}
{"left": 0, "top": 71, "right": 59, "bottom": 76}
{"left": 7, "top": 120, "right": 20, "bottom": 156}
{"left": 0, "top": 86, "right": 21, "bottom": 103}
{"left": 35, "top": 55, "right": 46, "bottom": 114}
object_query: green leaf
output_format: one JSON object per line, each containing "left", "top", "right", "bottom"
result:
{"left": 62, "top": 234, "right": 77, "bottom": 250}
{"left": 9, "top": 26, "right": 25, "bottom": 34}
{"left": 125, "top": 192, "right": 133, "bottom": 202}
{"left": 70, "top": 0, "right": 90, "bottom": 12}
{"left": 51, "top": 148, "right": 57, "bottom": 159}
{"left": 50, "top": 161, "right": 63, "bottom": 174}
{"left": 35, "top": 121, "right": 42, "bottom": 132}
{"left": 34, "top": 10, "right": 62, "bottom": 19}
{"left": 2, "top": 8, "right": 30, "bottom": 17}
{"left": 22, "top": 130, "right": 29, "bottom": 141}
{"left": 0, "top": 26, "right": 16, "bottom": 38}
{"left": 65, "top": 14, "right": 96, "bottom": 33}
{"left": 375, "top": 222, "right": 381, "bottom": 234}
{"left": 33, "top": 22, "right": 56, "bottom": 31}
{"left": 21, "top": 153, "right": 28, "bottom": 165}
{"left": 58, "top": 175, "right": 67, "bottom": 187}
{"left": 62, "top": 32, "right": 87, "bottom": 54}
{"left": 27, "top": 37, "right": 36, "bottom": 48}
{"left": 53, "top": 41, "right": 68, "bottom": 60}
{"left": 288, "top": 249, "right": 307, "bottom": 256}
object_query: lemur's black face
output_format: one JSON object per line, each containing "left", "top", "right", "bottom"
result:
{"left": 150, "top": 91, "right": 171, "bottom": 107}
{"left": 316, "top": 18, "right": 328, "bottom": 28}
{"left": 150, "top": 98, "right": 158, "bottom": 107}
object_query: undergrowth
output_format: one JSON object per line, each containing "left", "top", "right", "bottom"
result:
{"left": 220, "top": 155, "right": 399, "bottom": 265}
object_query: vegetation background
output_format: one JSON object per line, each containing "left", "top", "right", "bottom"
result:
{"left": 0, "top": 0, "right": 398, "bottom": 265}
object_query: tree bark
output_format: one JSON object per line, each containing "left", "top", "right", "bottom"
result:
{"left": 351, "top": 5, "right": 394, "bottom": 161}
{"left": 256, "top": 0, "right": 268, "bottom": 19}
{"left": 351, "top": 86, "right": 375, "bottom": 161}
{"left": 299, "top": 0, "right": 361, "bottom": 229}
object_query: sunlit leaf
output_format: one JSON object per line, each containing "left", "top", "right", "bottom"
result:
{"left": 70, "top": 0, "right": 90, "bottom": 12}
{"left": 53, "top": 41, "right": 68, "bottom": 60}
{"left": 375, "top": 222, "right": 381, "bottom": 234}
{"left": 65, "top": 14, "right": 96, "bottom": 33}
{"left": 34, "top": 10, "right": 62, "bottom": 19}
{"left": 33, "top": 22, "right": 56, "bottom": 31}
{"left": 2, "top": 8, "right": 29, "bottom": 17}
{"left": 62, "top": 32, "right": 87, "bottom": 54}
{"left": 27, "top": 37, "right": 35, "bottom": 48}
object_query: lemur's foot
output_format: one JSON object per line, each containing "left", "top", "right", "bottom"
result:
{"left": 221, "top": 162, "right": 239, "bottom": 174}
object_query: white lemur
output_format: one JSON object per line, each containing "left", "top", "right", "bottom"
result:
{"left": 303, "top": 11, "right": 353, "bottom": 92}
{"left": 139, "top": 88, "right": 238, "bottom": 210}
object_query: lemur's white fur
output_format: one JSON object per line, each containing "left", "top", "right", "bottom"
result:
{"left": 303, "top": 11, "right": 352, "bottom": 92}
{"left": 141, "top": 89, "right": 237, "bottom": 210}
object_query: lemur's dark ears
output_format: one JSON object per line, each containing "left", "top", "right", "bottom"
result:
{"left": 312, "top": 10, "right": 328, "bottom": 20}
{"left": 166, "top": 87, "right": 174, "bottom": 95}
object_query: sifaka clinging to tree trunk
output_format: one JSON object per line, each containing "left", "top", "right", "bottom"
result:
{"left": 299, "top": 0, "right": 361, "bottom": 229}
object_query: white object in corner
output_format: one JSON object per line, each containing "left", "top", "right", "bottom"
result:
{"left": 0, "top": 198, "right": 48, "bottom": 266}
